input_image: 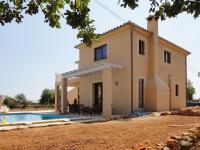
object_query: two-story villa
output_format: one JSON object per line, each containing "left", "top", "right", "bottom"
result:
{"left": 55, "top": 17, "right": 190, "bottom": 116}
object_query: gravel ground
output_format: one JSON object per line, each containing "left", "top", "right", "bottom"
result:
{"left": 0, "top": 115, "right": 200, "bottom": 150}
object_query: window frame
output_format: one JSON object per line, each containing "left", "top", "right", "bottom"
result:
{"left": 164, "top": 50, "right": 171, "bottom": 64}
{"left": 139, "top": 39, "right": 145, "bottom": 55}
{"left": 94, "top": 44, "right": 107, "bottom": 61}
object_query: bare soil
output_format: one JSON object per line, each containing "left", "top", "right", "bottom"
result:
{"left": 0, "top": 115, "right": 200, "bottom": 150}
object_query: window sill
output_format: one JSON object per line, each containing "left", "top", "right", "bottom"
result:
{"left": 94, "top": 57, "right": 107, "bottom": 62}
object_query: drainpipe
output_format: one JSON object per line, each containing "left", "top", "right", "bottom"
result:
{"left": 130, "top": 30, "right": 133, "bottom": 113}
{"left": 169, "top": 74, "right": 173, "bottom": 111}
{"left": 185, "top": 55, "right": 187, "bottom": 107}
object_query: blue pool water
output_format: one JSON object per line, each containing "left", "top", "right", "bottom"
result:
{"left": 0, "top": 113, "right": 69, "bottom": 124}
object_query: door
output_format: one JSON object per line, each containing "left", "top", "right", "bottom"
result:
{"left": 94, "top": 82, "right": 103, "bottom": 113}
{"left": 138, "top": 79, "right": 144, "bottom": 109}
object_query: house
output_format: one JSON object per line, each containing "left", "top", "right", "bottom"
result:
{"left": 55, "top": 17, "right": 190, "bottom": 117}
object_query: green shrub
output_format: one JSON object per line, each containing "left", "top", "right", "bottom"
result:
{"left": 3, "top": 97, "right": 17, "bottom": 109}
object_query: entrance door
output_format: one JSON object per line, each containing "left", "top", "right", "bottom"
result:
{"left": 138, "top": 79, "right": 144, "bottom": 109}
{"left": 94, "top": 82, "right": 103, "bottom": 114}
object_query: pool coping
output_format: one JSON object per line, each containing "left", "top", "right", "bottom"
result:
{"left": 0, "top": 115, "right": 104, "bottom": 132}
{"left": 0, "top": 118, "right": 70, "bottom": 127}
{"left": 0, "top": 110, "right": 55, "bottom": 114}
{"left": 0, "top": 112, "right": 103, "bottom": 127}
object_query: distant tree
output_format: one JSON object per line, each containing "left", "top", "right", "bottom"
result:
{"left": 3, "top": 97, "right": 17, "bottom": 109}
{"left": 1, "top": 0, "right": 200, "bottom": 46}
{"left": 187, "top": 79, "right": 196, "bottom": 101}
{"left": 15, "top": 93, "right": 28, "bottom": 109}
{"left": 39, "top": 89, "right": 55, "bottom": 105}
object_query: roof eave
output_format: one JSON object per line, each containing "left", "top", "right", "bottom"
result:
{"left": 75, "top": 21, "right": 151, "bottom": 49}
{"left": 159, "top": 37, "right": 191, "bottom": 55}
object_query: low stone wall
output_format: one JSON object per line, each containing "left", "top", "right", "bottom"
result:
{"left": 177, "top": 107, "right": 200, "bottom": 116}
{"left": 160, "top": 106, "right": 200, "bottom": 117}
{"left": 164, "top": 125, "right": 200, "bottom": 150}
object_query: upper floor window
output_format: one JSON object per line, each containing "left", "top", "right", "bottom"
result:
{"left": 164, "top": 50, "right": 171, "bottom": 64}
{"left": 94, "top": 45, "right": 107, "bottom": 61}
{"left": 139, "top": 40, "right": 145, "bottom": 55}
{"left": 175, "top": 84, "right": 179, "bottom": 96}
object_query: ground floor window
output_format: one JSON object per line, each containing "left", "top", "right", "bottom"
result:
{"left": 93, "top": 82, "right": 103, "bottom": 113}
{"left": 138, "top": 79, "right": 144, "bottom": 109}
{"left": 175, "top": 84, "right": 179, "bottom": 96}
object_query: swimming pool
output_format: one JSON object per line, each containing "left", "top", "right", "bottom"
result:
{"left": 0, "top": 113, "right": 70, "bottom": 124}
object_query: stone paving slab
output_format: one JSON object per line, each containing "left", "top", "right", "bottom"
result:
{"left": 0, "top": 121, "right": 75, "bottom": 131}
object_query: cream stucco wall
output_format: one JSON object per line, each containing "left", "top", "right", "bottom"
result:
{"left": 79, "top": 73, "right": 102, "bottom": 108}
{"left": 132, "top": 30, "right": 150, "bottom": 111}
{"left": 158, "top": 40, "right": 187, "bottom": 110}
{"left": 78, "top": 27, "right": 132, "bottom": 114}
{"left": 68, "top": 87, "right": 78, "bottom": 104}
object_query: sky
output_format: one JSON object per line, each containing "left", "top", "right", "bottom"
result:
{"left": 0, "top": 0, "right": 200, "bottom": 102}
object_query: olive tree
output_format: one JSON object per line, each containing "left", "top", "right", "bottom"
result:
{"left": 187, "top": 79, "right": 196, "bottom": 101}
{"left": 1, "top": 0, "right": 200, "bottom": 46}
{"left": 15, "top": 93, "right": 28, "bottom": 109}
{"left": 39, "top": 89, "right": 55, "bottom": 105}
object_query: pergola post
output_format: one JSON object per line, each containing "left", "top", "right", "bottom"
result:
{"left": 55, "top": 83, "right": 60, "bottom": 112}
{"left": 61, "top": 77, "right": 68, "bottom": 114}
{"left": 102, "top": 68, "right": 113, "bottom": 117}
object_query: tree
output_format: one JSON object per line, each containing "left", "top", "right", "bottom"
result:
{"left": 1, "top": 1, "right": 200, "bottom": 46}
{"left": 39, "top": 89, "right": 55, "bottom": 105}
{"left": 3, "top": 97, "right": 17, "bottom": 109}
{"left": 120, "top": 0, "right": 200, "bottom": 20}
{"left": 187, "top": 79, "right": 196, "bottom": 101}
{"left": 15, "top": 93, "right": 28, "bottom": 109}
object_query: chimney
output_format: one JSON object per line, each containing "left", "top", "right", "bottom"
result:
{"left": 147, "top": 15, "right": 159, "bottom": 76}
{"left": 147, "top": 15, "right": 158, "bottom": 36}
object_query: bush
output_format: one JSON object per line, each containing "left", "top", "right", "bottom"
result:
{"left": 3, "top": 97, "right": 17, "bottom": 109}
{"left": 15, "top": 93, "right": 28, "bottom": 109}
{"left": 39, "top": 89, "right": 55, "bottom": 105}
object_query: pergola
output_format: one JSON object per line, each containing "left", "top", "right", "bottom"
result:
{"left": 55, "top": 62, "right": 124, "bottom": 116}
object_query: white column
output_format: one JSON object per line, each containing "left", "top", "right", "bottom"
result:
{"left": 103, "top": 68, "right": 113, "bottom": 117}
{"left": 55, "top": 84, "right": 60, "bottom": 112}
{"left": 61, "top": 77, "right": 68, "bottom": 114}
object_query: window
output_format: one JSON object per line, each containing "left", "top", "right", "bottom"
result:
{"left": 94, "top": 45, "right": 107, "bottom": 61}
{"left": 138, "top": 79, "right": 144, "bottom": 108}
{"left": 164, "top": 50, "right": 171, "bottom": 64}
{"left": 175, "top": 84, "right": 179, "bottom": 96}
{"left": 139, "top": 40, "right": 145, "bottom": 55}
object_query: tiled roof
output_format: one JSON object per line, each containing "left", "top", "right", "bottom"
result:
{"left": 75, "top": 21, "right": 190, "bottom": 54}
{"left": 99, "top": 21, "right": 151, "bottom": 36}
{"left": 75, "top": 21, "right": 150, "bottom": 48}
